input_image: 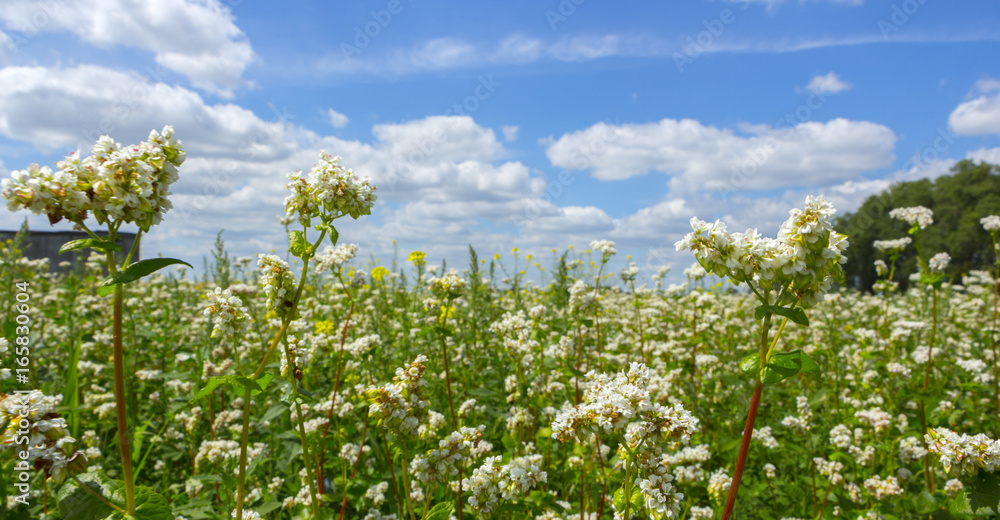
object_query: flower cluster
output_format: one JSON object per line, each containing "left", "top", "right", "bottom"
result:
{"left": 862, "top": 475, "right": 903, "bottom": 500}
{"left": 427, "top": 273, "right": 466, "bottom": 300}
{"left": 982, "top": 215, "right": 1000, "bottom": 232}
{"left": 313, "top": 243, "right": 358, "bottom": 273}
{"left": 925, "top": 427, "right": 1000, "bottom": 475}
{"left": 928, "top": 252, "right": 951, "bottom": 273}
{"left": 568, "top": 279, "right": 598, "bottom": 314}
{"left": 1, "top": 126, "right": 184, "bottom": 230}
{"left": 366, "top": 355, "right": 431, "bottom": 439}
{"left": 410, "top": 425, "right": 492, "bottom": 484}
{"left": 675, "top": 195, "right": 849, "bottom": 307}
{"left": 283, "top": 152, "right": 376, "bottom": 225}
{"left": 590, "top": 239, "right": 617, "bottom": 260}
{"left": 872, "top": 237, "right": 912, "bottom": 255}
{"left": 203, "top": 287, "right": 254, "bottom": 340}
{"left": 489, "top": 310, "right": 539, "bottom": 369}
{"left": 257, "top": 254, "right": 297, "bottom": 319}
{"left": 552, "top": 363, "right": 698, "bottom": 443}
{"left": 466, "top": 454, "right": 547, "bottom": 513}
{"left": 888, "top": 206, "right": 933, "bottom": 230}
{"left": 551, "top": 363, "right": 698, "bottom": 519}
{"left": 0, "top": 391, "right": 87, "bottom": 483}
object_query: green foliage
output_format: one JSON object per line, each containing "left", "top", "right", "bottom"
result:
{"left": 98, "top": 258, "right": 194, "bottom": 296}
{"left": 837, "top": 160, "right": 1000, "bottom": 292}
{"left": 208, "top": 230, "right": 231, "bottom": 289}
{"left": 57, "top": 469, "right": 171, "bottom": 520}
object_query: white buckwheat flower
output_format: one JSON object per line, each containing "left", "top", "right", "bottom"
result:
{"left": 314, "top": 243, "right": 358, "bottom": 273}
{"left": 204, "top": 287, "right": 254, "bottom": 339}
{"left": 928, "top": 252, "right": 950, "bottom": 273}
{"left": 981, "top": 215, "right": 1000, "bottom": 232}
{"left": 257, "top": 254, "right": 297, "bottom": 318}
{"left": 888, "top": 206, "right": 933, "bottom": 230}
{"left": 873, "top": 237, "right": 912, "bottom": 255}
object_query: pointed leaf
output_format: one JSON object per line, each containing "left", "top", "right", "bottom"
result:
{"left": 289, "top": 230, "right": 311, "bottom": 259}
{"left": 117, "top": 258, "right": 192, "bottom": 285}
{"left": 191, "top": 375, "right": 264, "bottom": 401}
{"left": 969, "top": 470, "right": 1000, "bottom": 513}
{"left": 59, "top": 238, "right": 121, "bottom": 254}
{"left": 424, "top": 501, "right": 454, "bottom": 520}
{"left": 761, "top": 350, "right": 804, "bottom": 384}
{"left": 740, "top": 353, "right": 761, "bottom": 377}
{"left": 754, "top": 305, "right": 809, "bottom": 326}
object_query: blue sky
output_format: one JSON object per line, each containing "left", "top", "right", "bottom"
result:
{"left": 1, "top": 0, "right": 998, "bottom": 281}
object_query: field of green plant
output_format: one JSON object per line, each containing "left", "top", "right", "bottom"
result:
{"left": 2, "top": 129, "right": 1000, "bottom": 520}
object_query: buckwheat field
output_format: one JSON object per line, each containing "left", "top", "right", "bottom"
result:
{"left": 2, "top": 128, "right": 1000, "bottom": 520}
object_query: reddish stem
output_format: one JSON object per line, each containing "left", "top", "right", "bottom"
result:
{"left": 721, "top": 381, "right": 764, "bottom": 520}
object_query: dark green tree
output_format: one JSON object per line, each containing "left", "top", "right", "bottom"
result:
{"left": 836, "top": 160, "right": 1000, "bottom": 292}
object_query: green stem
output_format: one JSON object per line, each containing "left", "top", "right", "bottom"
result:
{"left": 107, "top": 247, "right": 136, "bottom": 516}
{"left": 285, "top": 337, "right": 321, "bottom": 518}
{"left": 234, "top": 386, "right": 253, "bottom": 520}
{"left": 400, "top": 455, "right": 417, "bottom": 520}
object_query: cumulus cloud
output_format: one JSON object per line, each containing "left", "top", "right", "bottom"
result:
{"left": 949, "top": 77, "right": 1000, "bottom": 135}
{"left": 0, "top": 65, "right": 302, "bottom": 159}
{"left": 968, "top": 147, "right": 1000, "bottom": 165}
{"left": 326, "top": 108, "right": 349, "bottom": 128}
{"left": 0, "top": 0, "right": 255, "bottom": 97}
{"left": 544, "top": 117, "right": 896, "bottom": 192}
{"left": 805, "top": 72, "right": 852, "bottom": 94}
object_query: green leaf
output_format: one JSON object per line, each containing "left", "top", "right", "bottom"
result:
{"left": 754, "top": 305, "right": 809, "bottom": 326}
{"left": 57, "top": 471, "right": 117, "bottom": 520}
{"left": 59, "top": 238, "right": 121, "bottom": 254}
{"left": 920, "top": 272, "right": 944, "bottom": 290}
{"left": 740, "top": 353, "right": 761, "bottom": 378}
{"left": 742, "top": 350, "right": 821, "bottom": 384}
{"left": 289, "top": 230, "right": 311, "bottom": 259}
{"left": 761, "top": 350, "right": 820, "bottom": 384}
{"left": 56, "top": 469, "right": 171, "bottom": 520}
{"left": 611, "top": 486, "right": 643, "bottom": 513}
{"left": 255, "top": 502, "right": 282, "bottom": 515}
{"left": 191, "top": 375, "right": 263, "bottom": 401}
{"left": 424, "top": 501, "right": 454, "bottom": 520}
{"left": 97, "top": 277, "right": 118, "bottom": 297}
{"left": 968, "top": 471, "right": 1000, "bottom": 513}
{"left": 914, "top": 491, "right": 938, "bottom": 514}
{"left": 97, "top": 258, "right": 192, "bottom": 296}
{"left": 117, "top": 258, "right": 193, "bottom": 285}
{"left": 131, "top": 487, "right": 172, "bottom": 520}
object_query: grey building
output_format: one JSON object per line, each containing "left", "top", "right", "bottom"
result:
{"left": 0, "top": 228, "right": 139, "bottom": 275}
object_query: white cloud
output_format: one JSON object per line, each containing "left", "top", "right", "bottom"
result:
{"left": 544, "top": 117, "right": 896, "bottom": 192}
{"left": 949, "top": 77, "right": 1000, "bottom": 135}
{"left": 0, "top": 0, "right": 255, "bottom": 97}
{"left": 326, "top": 108, "right": 349, "bottom": 128}
{"left": 0, "top": 65, "right": 302, "bottom": 159}
{"left": 501, "top": 125, "right": 519, "bottom": 142}
{"left": 805, "top": 72, "right": 852, "bottom": 94}
{"left": 967, "top": 147, "right": 1000, "bottom": 165}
